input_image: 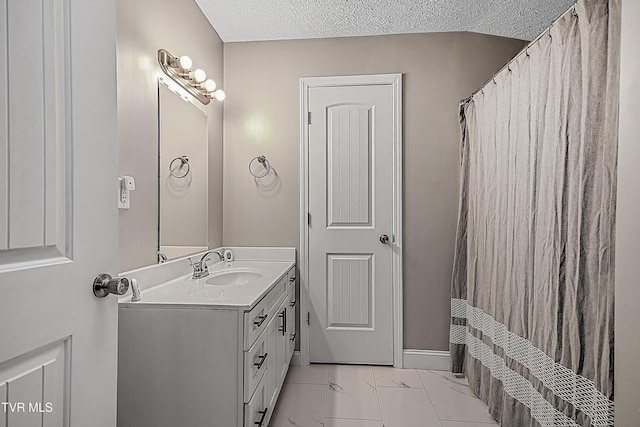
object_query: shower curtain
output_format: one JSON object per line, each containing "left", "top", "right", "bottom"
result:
{"left": 450, "top": 1, "right": 620, "bottom": 426}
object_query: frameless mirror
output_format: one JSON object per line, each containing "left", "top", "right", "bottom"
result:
{"left": 158, "top": 81, "right": 208, "bottom": 261}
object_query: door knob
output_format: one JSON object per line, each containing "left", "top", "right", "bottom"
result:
{"left": 93, "top": 273, "right": 130, "bottom": 298}
{"left": 379, "top": 234, "right": 390, "bottom": 244}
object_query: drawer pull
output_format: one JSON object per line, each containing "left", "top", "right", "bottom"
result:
{"left": 290, "top": 332, "right": 297, "bottom": 342}
{"left": 289, "top": 300, "right": 297, "bottom": 308}
{"left": 253, "top": 314, "right": 268, "bottom": 327}
{"left": 254, "top": 353, "right": 268, "bottom": 369}
{"left": 255, "top": 408, "right": 269, "bottom": 426}
{"left": 278, "top": 309, "right": 286, "bottom": 335}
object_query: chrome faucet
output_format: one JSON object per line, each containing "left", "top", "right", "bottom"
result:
{"left": 189, "top": 249, "right": 224, "bottom": 279}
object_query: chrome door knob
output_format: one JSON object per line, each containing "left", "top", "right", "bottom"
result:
{"left": 93, "top": 273, "right": 130, "bottom": 298}
{"left": 379, "top": 234, "right": 390, "bottom": 244}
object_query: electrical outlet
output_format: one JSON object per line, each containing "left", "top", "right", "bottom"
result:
{"left": 118, "top": 178, "right": 130, "bottom": 209}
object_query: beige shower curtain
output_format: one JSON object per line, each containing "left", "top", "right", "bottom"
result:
{"left": 450, "top": 1, "right": 620, "bottom": 426}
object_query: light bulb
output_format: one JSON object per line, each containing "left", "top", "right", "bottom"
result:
{"left": 178, "top": 55, "right": 192, "bottom": 69}
{"left": 192, "top": 69, "right": 206, "bottom": 83}
{"left": 212, "top": 89, "right": 225, "bottom": 101}
{"left": 203, "top": 79, "right": 216, "bottom": 92}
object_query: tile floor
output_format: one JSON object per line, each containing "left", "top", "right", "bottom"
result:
{"left": 269, "top": 364, "right": 499, "bottom": 427}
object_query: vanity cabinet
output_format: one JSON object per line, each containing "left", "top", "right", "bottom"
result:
{"left": 117, "top": 264, "right": 296, "bottom": 427}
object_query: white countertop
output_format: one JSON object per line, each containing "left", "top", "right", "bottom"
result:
{"left": 118, "top": 260, "right": 294, "bottom": 310}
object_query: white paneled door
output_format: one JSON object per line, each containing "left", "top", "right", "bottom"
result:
{"left": 307, "top": 77, "right": 400, "bottom": 365}
{"left": 0, "top": 0, "right": 118, "bottom": 426}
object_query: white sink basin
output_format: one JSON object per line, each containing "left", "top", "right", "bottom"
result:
{"left": 205, "top": 269, "right": 264, "bottom": 286}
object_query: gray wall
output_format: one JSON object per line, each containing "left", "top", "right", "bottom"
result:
{"left": 615, "top": 0, "right": 640, "bottom": 424}
{"left": 223, "top": 33, "right": 525, "bottom": 351}
{"left": 116, "top": 0, "right": 224, "bottom": 272}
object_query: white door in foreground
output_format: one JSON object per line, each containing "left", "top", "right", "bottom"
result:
{"left": 0, "top": 0, "right": 119, "bottom": 425}
{"left": 308, "top": 80, "right": 396, "bottom": 364}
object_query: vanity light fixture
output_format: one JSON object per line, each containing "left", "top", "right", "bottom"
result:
{"left": 158, "top": 49, "right": 225, "bottom": 105}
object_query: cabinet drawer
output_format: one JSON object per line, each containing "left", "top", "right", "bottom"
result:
{"left": 244, "top": 329, "right": 268, "bottom": 402}
{"left": 244, "top": 373, "right": 269, "bottom": 427}
{"left": 286, "top": 267, "right": 296, "bottom": 292}
{"left": 244, "top": 276, "right": 287, "bottom": 350}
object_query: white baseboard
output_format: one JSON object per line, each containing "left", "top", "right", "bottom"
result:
{"left": 291, "top": 350, "right": 448, "bottom": 370}
{"left": 290, "top": 351, "right": 302, "bottom": 366}
{"left": 402, "top": 349, "right": 450, "bottom": 371}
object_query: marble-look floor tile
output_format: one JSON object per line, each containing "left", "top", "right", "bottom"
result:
{"left": 441, "top": 421, "right": 499, "bottom": 426}
{"left": 285, "top": 364, "right": 329, "bottom": 384}
{"left": 373, "top": 366, "right": 423, "bottom": 388}
{"left": 269, "top": 383, "right": 326, "bottom": 427}
{"left": 273, "top": 365, "right": 498, "bottom": 427}
{"left": 328, "top": 365, "right": 375, "bottom": 385}
{"left": 377, "top": 386, "right": 442, "bottom": 427}
{"left": 325, "top": 366, "right": 380, "bottom": 420}
{"left": 417, "top": 370, "right": 496, "bottom": 423}
{"left": 324, "top": 418, "right": 383, "bottom": 427}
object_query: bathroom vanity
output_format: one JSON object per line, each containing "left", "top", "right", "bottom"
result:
{"left": 117, "top": 249, "right": 296, "bottom": 427}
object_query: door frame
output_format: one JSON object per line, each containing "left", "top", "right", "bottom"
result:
{"left": 299, "top": 74, "right": 403, "bottom": 367}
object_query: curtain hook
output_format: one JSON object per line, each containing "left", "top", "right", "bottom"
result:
{"left": 507, "top": 62, "right": 512, "bottom": 72}
{"left": 525, "top": 46, "right": 530, "bottom": 57}
{"left": 572, "top": 6, "right": 578, "bottom": 20}
{"left": 492, "top": 74, "right": 497, "bottom": 85}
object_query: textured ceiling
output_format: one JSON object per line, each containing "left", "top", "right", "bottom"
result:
{"left": 195, "top": 0, "right": 575, "bottom": 43}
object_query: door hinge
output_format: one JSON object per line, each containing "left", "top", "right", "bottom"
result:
{"left": 307, "top": 312, "right": 310, "bottom": 325}
{"left": 307, "top": 111, "right": 312, "bottom": 125}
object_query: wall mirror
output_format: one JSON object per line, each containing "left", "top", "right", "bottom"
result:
{"left": 158, "top": 81, "right": 209, "bottom": 261}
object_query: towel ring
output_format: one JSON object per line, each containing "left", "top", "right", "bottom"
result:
{"left": 169, "top": 155, "right": 190, "bottom": 178}
{"left": 249, "top": 155, "right": 271, "bottom": 179}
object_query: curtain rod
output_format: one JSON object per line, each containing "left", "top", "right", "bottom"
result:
{"left": 465, "top": 0, "right": 584, "bottom": 102}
